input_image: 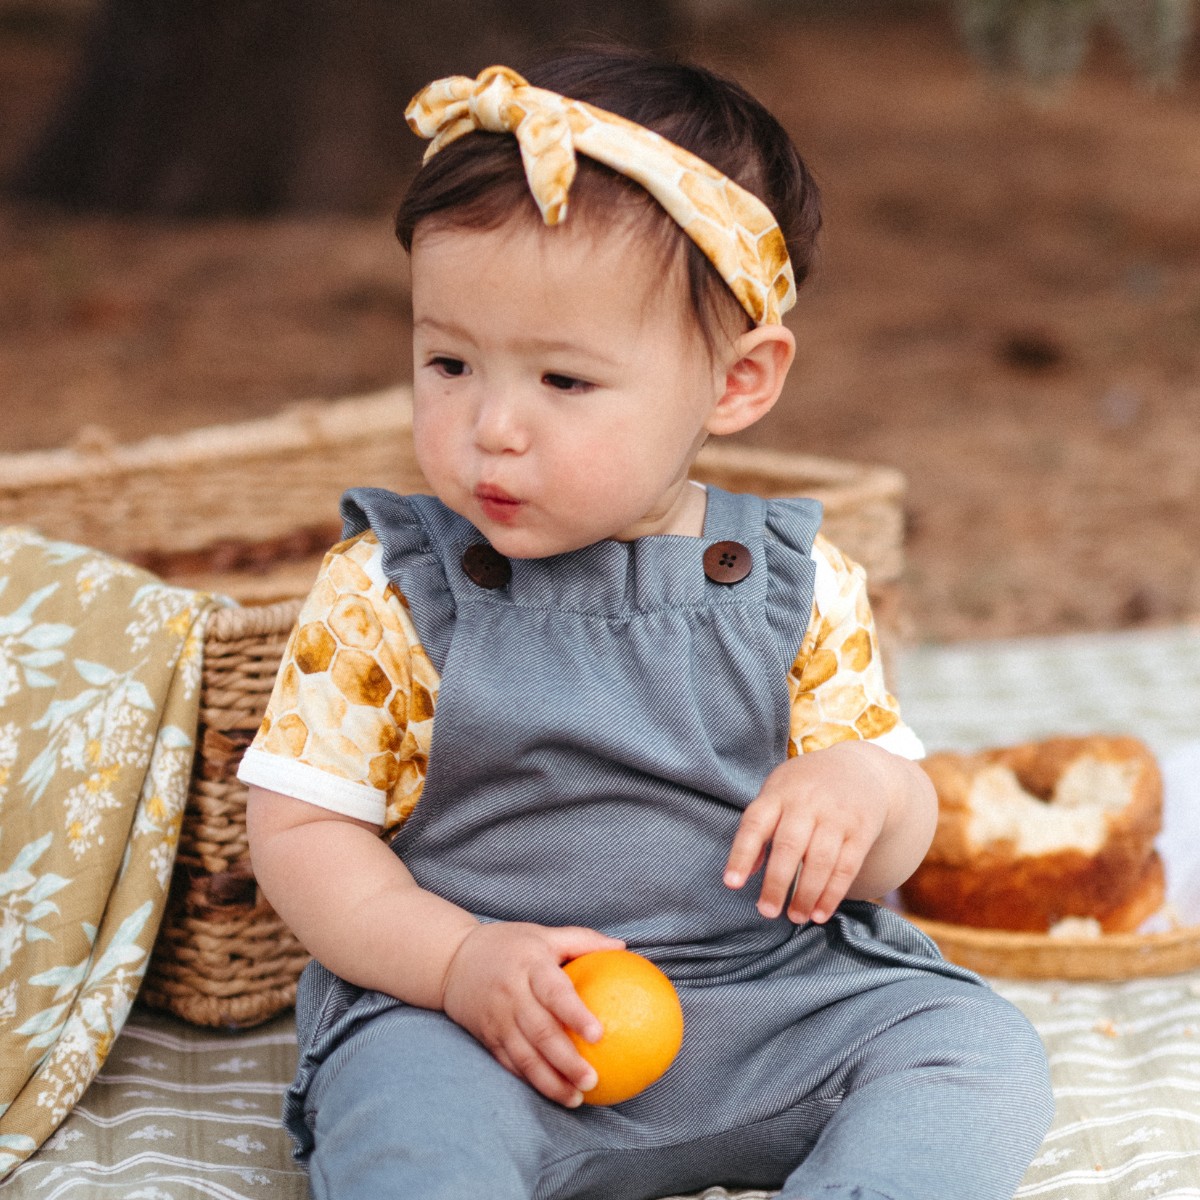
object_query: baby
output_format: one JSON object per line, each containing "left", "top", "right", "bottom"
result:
{"left": 242, "top": 48, "right": 1053, "bottom": 1200}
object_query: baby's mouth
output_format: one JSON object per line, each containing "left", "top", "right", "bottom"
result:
{"left": 475, "top": 484, "right": 523, "bottom": 522}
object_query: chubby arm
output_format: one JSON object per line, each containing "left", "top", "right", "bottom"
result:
{"left": 728, "top": 534, "right": 936, "bottom": 923}
{"left": 723, "top": 740, "right": 937, "bottom": 925}
{"left": 246, "top": 784, "right": 478, "bottom": 1006}
{"left": 246, "top": 785, "right": 621, "bottom": 1105}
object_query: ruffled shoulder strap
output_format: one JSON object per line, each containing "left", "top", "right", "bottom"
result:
{"left": 339, "top": 488, "right": 464, "bottom": 672}
{"left": 763, "top": 495, "right": 823, "bottom": 672}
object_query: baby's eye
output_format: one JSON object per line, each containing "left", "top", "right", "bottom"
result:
{"left": 428, "top": 356, "right": 469, "bottom": 378}
{"left": 542, "top": 372, "right": 594, "bottom": 394}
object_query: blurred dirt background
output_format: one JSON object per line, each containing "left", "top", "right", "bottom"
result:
{"left": 2, "top": 4, "right": 1199, "bottom": 644}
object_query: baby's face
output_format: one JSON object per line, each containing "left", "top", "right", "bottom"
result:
{"left": 409, "top": 215, "right": 729, "bottom": 559}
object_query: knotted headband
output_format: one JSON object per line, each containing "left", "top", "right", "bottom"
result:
{"left": 406, "top": 65, "right": 796, "bottom": 325}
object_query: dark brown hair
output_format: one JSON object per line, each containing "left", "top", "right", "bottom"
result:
{"left": 395, "top": 48, "right": 821, "bottom": 351}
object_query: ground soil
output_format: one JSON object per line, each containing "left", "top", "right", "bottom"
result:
{"left": 2, "top": 7, "right": 1199, "bottom": 644}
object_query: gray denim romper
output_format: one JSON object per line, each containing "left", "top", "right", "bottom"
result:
{"left": 284, "top": 486, "right": 1053, "bottom": 1200}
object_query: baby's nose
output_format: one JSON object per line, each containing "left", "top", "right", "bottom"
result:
{"left": 474, "top": 391, "right": 531, "bottom": 454}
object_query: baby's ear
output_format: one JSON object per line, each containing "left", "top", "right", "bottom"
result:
{"left": 705, "top": 325, "right": 796, "bottom": 437}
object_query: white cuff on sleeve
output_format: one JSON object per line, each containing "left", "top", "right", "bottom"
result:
{"left": 869, "top": 722, "right": 926, "bottom": 762}
{"left": 236, "top": 748, "right": 387, "bottom": 826}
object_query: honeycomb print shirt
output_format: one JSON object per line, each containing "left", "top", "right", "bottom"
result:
{"left": 237, "top": 529, "right": 922, "bottom": 835}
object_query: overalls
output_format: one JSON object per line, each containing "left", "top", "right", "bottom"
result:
{"left": 285, "top": 486, "right": 1053, "bottom": 1200}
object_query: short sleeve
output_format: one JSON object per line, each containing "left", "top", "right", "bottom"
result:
{"left": 787, "top": 535, "right": 924, "bottom": 760}
{"left": 236, "top": 531, "right": 440, "bottom": 833}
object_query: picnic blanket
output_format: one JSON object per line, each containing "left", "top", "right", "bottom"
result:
{"left": 0, "top": 529, "right": 215, "bottom": 1180}
{"left": 2, "top": 623, "right": 1199, "bottom": 1199}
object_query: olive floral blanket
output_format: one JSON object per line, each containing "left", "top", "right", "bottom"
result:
{"left": 0, "top": 528, "right": 215, "bottom": 1179}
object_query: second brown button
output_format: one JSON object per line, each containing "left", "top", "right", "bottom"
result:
{"left": 462, "top": 543, "right": 512, "bottom": 590}
{"left": 703, "top": 540, "right": 752, "bottom": 584}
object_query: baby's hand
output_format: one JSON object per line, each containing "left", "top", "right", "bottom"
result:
{"left": 723, "top": 741, "right": 892, "bottom": 925}
{"left": 440, "top": 922, "right": 625, "bottom": 1107}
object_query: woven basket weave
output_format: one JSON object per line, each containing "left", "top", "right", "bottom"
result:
{"left": 138, "top": 600, "right": 309, "bottom": 1028}
{"left": 2, "top": 388, "right": 907, "bottom": 1027}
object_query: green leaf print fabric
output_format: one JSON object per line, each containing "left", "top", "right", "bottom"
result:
{"left": 0, "top": 527, "right": 216, "bottom": 1179}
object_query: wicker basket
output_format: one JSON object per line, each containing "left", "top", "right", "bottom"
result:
{"left": 0, "top": 386, "right": 906, "bottom": 618}
{"left": 1, "top": 388, "right": 908, "bottom": 1027}
{"left": 138, "top": 600, "right": 310, "bottom": 1028}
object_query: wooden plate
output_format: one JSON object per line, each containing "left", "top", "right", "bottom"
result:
{"left": 904, "top": 913, "right": 1200, "bottom": 981}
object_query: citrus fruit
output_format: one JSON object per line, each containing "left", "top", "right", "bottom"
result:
{"left": 562, "top": 949, "right": 684, "bottom": 1106}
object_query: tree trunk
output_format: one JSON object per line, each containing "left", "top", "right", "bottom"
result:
{"left": 11, "top": 0, "right": 678, "bottom": 215}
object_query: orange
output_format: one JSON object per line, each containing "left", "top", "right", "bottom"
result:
{"left": 562, "top": 949, "right": 684, "bottom": 1106}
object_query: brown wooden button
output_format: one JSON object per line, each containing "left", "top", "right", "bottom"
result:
{"left": 461, "top": 543, "right": 511, "bottom": 589}
{"left": 703, "top": 540, "right": 752, "bottom": 584}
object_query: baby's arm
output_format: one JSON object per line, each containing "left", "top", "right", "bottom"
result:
{"left": 725, "top": 534, "right": 936, "bottom": 924}
{"left": 723, "top": 741, "right": 936, "bottom": 924}
{"left": 247, "top": 785, "right": 622, "bottom": 1106}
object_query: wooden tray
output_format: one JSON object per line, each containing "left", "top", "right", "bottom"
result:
{"left": 905, "top": 913, "right": 1200, "bottom": 981}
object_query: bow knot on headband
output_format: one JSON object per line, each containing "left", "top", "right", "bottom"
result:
{"left": 406, "top": 65, "right": 796, "bottom": 325}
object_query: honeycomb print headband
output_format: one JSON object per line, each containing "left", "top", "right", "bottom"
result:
{"left": 406, "top": 65, "right": 796, "bottom": 325}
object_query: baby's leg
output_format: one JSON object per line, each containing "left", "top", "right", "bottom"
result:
{"left": 301, "top": 1002, "right": 789, "bottom": 1200}
{"left": 303, "top": 1005, "right": 575, "bottom": 1200}
{"left": 776, "top": 978, "right": 1053, "bottom": 1200}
